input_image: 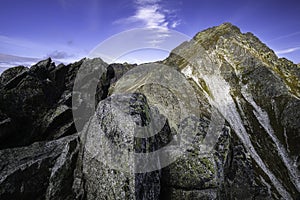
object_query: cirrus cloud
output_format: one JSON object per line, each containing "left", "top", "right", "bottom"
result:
{"left": 114, "top": 0, "right": 181, "bottom": 31}
{"left": 46, "top": 50, "right": 74, "bottom": 59}
{"left": 275, "top": 47, "right": 300, "bottom": 55}
{"left": 113, "top": 0, "right": 181, "bottom": 47}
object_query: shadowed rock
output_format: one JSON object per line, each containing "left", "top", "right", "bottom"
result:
{"left": 0, "top": 135, "right": 79, "bottom": 200}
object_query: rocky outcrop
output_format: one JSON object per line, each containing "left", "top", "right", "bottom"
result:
{"left": 0, "top": 23, "right": 299, "bottom": 200}
{"left": 0, "top": 58, "right": 81, "bottom": 149}
{"left": 0, "top": 135, "right": 79, "bottom": 200}
{"left": 80, "top": 93, "right": 163, "bottom": 200}
{"left": 164, "top": 23, "right": 300, "bottom": 199}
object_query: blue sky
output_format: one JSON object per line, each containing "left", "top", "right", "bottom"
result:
{"left": 0, "top": 0, "right": 300, "bottom": 69}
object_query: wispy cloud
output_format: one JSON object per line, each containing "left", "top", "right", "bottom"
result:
{"left": 276, "top": 47, "right": 300, "bottom": 55}
{"left": 114, "top": 0, "right": 181, "bottom": 47}
{"left": 0, "top": 34, "right": 86, "bottom": 65}
{"left": 46, "top": 50, "right": 74, "bottom": 60}
{"left": 268, "top": 31, "right": 300, "bottom": 42}
{"left": 0, "top": 51, "right": 82, "bottom": 71}
{"left": 115, "top": 0, "right": 180, "bottom": 31}
{"left": 0, "top": 35, "right": 43, "bottom": 56}
{"left": 171, "top": 21, "right": 180, "bottom": 28}
{"left": 0, "top": 53, "right": 39, "bottom": 72}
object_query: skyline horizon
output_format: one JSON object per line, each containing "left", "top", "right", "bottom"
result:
{"left": 1, "top": 0, "right": 300, "bottom": 69}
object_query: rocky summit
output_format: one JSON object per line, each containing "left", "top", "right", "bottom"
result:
{"left": 0, "top": 23, "right": 299, "bottom": 200}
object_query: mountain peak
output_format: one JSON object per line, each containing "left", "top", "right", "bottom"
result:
{"left": 192, "top": 22, "right": 241, "bottom": 48}
{"left": 191, "top": 23, "right": 275, "bottom": 55}
{"left": 166, "top": 22, "right": 300, "bottom": 98}
{"left": 204, "top": 22, "right": 241, "bottom": 34}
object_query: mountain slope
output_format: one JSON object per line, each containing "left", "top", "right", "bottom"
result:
{"left": 164, "top": 22, "right": 300, "bottom": 199}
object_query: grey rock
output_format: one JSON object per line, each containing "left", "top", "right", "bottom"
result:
{"left": 0, "top": 135, "right": 79, "bottom": 200}
{"left": 0, "top": 58, "right": 107, "bottom": 149}
{"left": 0, "top": 66, "right": 28, "bottom": 86}
{"left": 81, "top": 93, "right": 163, "bottom": 200}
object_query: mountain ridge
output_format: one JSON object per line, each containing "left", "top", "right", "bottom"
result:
{"left": 0, "top": 23, "right": 299, "bottom": 200}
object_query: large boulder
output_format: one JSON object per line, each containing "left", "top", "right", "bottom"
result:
{"left": 80, "top": 93, "right": 166, "bottom": 200}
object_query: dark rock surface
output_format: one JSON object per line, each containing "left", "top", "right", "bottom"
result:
{"left": 0, "top": 135, "right": 79, "bottom": 200}
{"left": 0, "top": 23, "right": 299, "bottom": 199}
{"left": 0, "top": 58, "right": 78, "bottom": 149}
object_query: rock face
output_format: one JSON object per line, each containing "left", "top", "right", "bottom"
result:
{"left": 0, "top": 23, "right": 299, "bottom": 199}
{"left": 164, "top": 23, "right": 300, "bottom": 199}
{"left": 0, "top": 58, "right": 83, "bottom": 149}
{"left": 0, "top": 135, "right": 79, "bottom": 200}
{"left": 80, "top": 93, "right": 163, "bottom": 200}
